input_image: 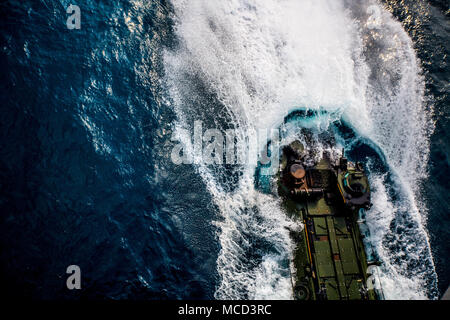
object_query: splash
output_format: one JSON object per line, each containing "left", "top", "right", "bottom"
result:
{"left": 164, "top": 0, "right": 437, "bottom": 299}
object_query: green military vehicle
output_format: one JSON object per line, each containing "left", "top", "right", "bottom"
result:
{"left": 278, "top": 140, "right": 383, "bottom": 300}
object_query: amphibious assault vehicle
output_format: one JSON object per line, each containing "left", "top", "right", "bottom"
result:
{"left": 278, "top": 140, "right": 383, "bottom": 300}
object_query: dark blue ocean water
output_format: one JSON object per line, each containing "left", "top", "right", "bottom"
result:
{"left": 0, "top": 0, "right": 448, "bottom": 299}
{"left": 0, "top": 0, "right": 217, "bottom": 299}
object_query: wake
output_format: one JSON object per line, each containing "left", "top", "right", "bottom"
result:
{"left": 164, "top": 0, "right": 437, "bottom": 299}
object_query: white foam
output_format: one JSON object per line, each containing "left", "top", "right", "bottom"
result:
{"left": 366, "top": 175, "right": 430, "bottom": 300}
{"left": 164, "top": 0, "right": 437, "bottom": 299}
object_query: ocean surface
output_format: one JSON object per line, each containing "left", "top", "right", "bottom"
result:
{"left": 0, "top": 0, "right": 448, "bottom": 299}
